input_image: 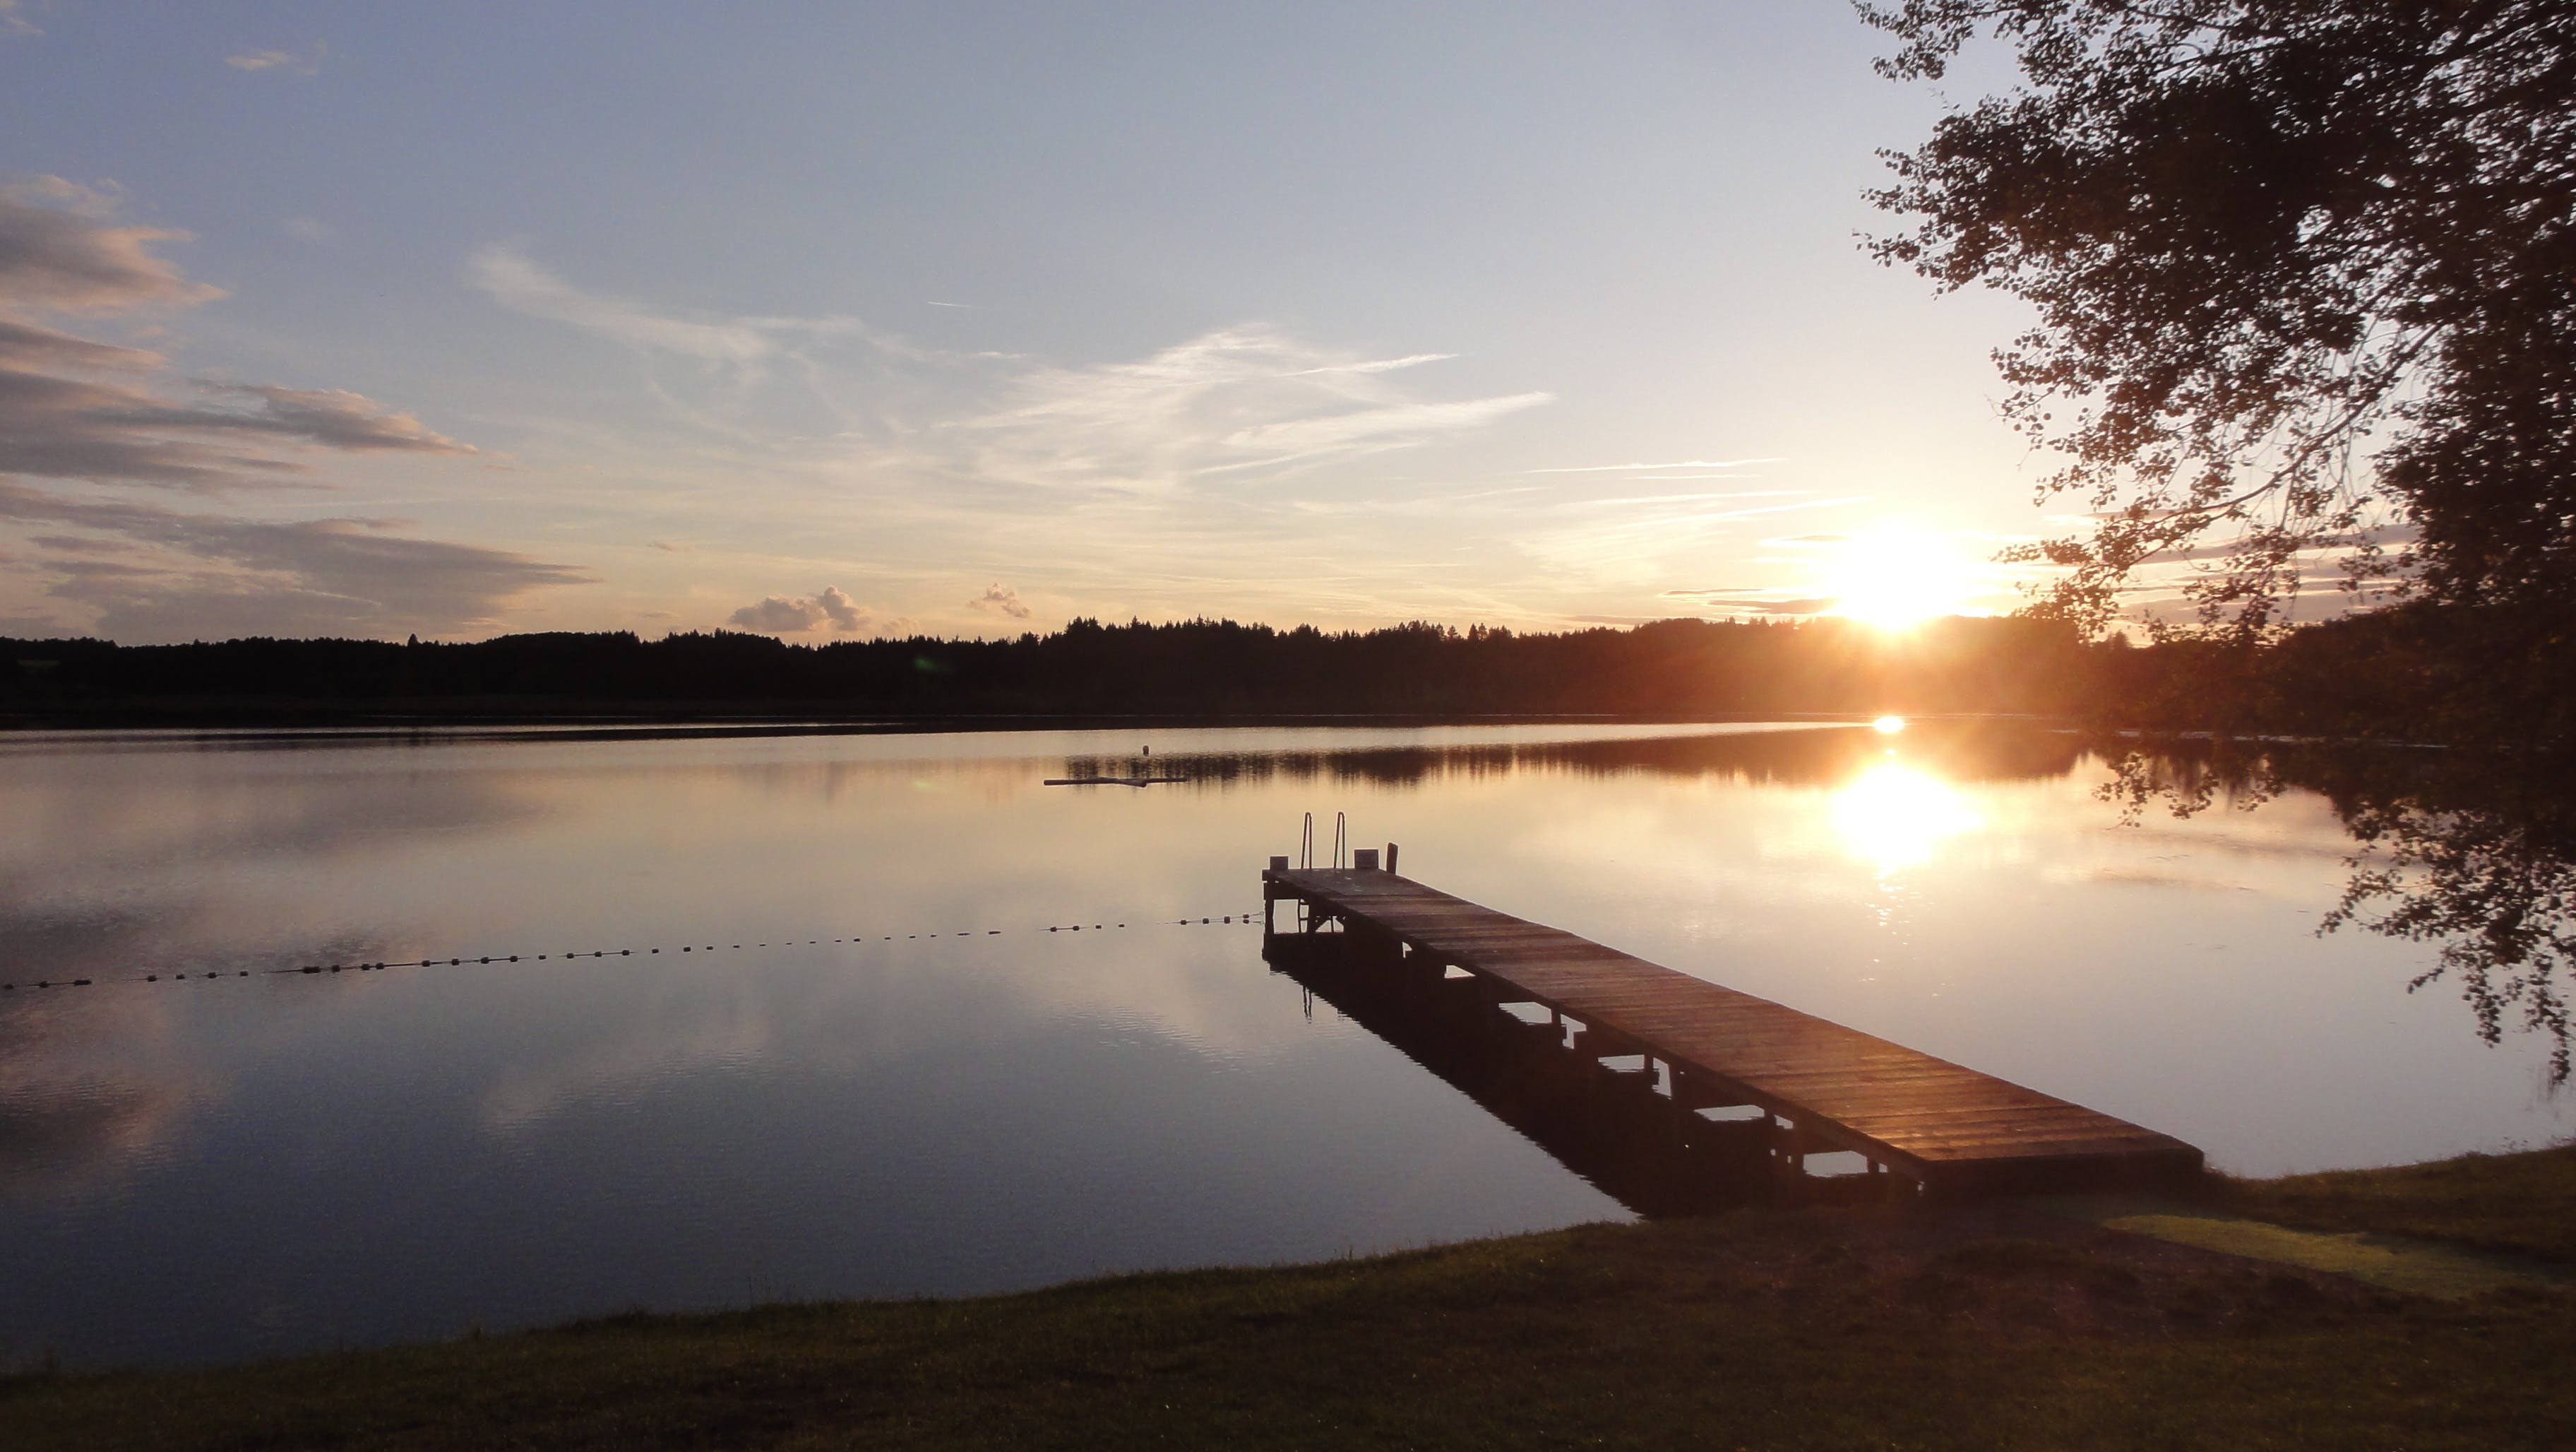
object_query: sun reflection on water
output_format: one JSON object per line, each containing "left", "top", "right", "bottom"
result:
{"left": 1832, "top": 760, "right": 1981, "bottom": 867}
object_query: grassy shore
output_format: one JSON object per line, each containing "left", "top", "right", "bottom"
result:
{"left": 2223, "top": 1142, "right": 2576, "bottom": 1263}
{"left": 7, "top": 1150, "right": 2574, "bottom": 1450}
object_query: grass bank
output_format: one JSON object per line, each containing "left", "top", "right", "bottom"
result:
{"left": 7, "top": 1150, "right": 2575, "bottom": 1450}
{"left": 2223, "top": 1142, "right": 2576, "bottom": 1263}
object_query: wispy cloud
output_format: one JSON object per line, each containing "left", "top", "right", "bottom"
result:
{"left": 0, "top": 179, "right": 224, "bottom": 313}
{"left": 224, "top": 42, "right": 326, "bottom": 76}
{"left": 0, "top": 316, "right": 161, "bottom": 371}
{"left": 1282, "top": 485, "right": 1544, "bottom": 516}
{"left": 470, "top": 245, "right": 775, "bottom": 363}
{"left": 1657, "top": 589, "right": 1837, "bottom": 616}
{"left": 0, "top": 187, "right": 470, "bottom": 489}
{"left": 1563, "top": 491, "right": 1809, "bottom": 510}
{"left": 466, "top": 253, "right": 1555, "bottom": 513}
{"left": 0, "top": 182, "right": 576, "bottom": 639}
{"left": 960, "top": 327, "right": 1550, "bottom": 495}
{"left": 1511, "top": 494, "right": 1874, "bottom": 591}
{"left": 1289, "top": 352, "right": 1455, "bottom": 376}
{"left": 1223, "top": 393, "right": 1549, "bottom": 456}
{"left": 1525, "top": 458, "right": 1784, "bottom": 474}
{"left": 0, "top": 369, "right": 472, "bottom": 491}
{"left": 3, "top": 480, "right": 589, "bottom": 639}
{"left": 1703, "top": 496, "right": 1873, "bottom": 523}
{"left": 215, "top": 385, "right": 474, "bottom": 453}
{"left": 449, "top": 256, "right": 1654, "bottom": 632}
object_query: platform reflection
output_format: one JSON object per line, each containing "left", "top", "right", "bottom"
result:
{"left": 1263, "top": 928, "right": 1891, "bottom": 1217}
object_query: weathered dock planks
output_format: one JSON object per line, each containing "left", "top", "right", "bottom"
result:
{"left": 1263, "top": 864, "right": 2202, "bottom": 1196}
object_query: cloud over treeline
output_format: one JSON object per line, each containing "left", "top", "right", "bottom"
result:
{"left": 727, "top": 586, "right": 903, "bottom": 636}
{"left": 0, "top": 179, "right": 584, "bottom": 641}
{"left": 967, "top": 583, "right": 1031, "bottom": 619}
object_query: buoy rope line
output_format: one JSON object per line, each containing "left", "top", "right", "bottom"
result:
{"left": 0, "top": 910, "right": 1270, "bottom": 993}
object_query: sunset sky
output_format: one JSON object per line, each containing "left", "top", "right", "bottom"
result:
{"left": 1, "top": 2, "right": 2070, "bottom": 644}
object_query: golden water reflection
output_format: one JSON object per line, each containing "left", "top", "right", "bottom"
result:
{"left": 1832, "top": 758, "right": 1982, "bottom": 867}
{"left": 6, "top": 720, "right": 2569, "bottom": 1371}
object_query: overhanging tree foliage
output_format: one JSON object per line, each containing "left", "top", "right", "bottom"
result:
{"left": 1861, "top": 1, "right": 2576, "bottom": 643}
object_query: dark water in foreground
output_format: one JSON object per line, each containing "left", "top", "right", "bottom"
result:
{"left": 0, "top": 720, "right": 2563, "bottom": 1367}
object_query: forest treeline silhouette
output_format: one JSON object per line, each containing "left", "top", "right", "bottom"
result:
{"left": 0, "top": 605, "right": 2543, "bottom": 744}
{"left": 1, "top": 614, "right": 2105, "bottom": 724}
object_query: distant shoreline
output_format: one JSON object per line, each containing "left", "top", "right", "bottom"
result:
{"left": 1, "top": 617, "right": 2113, "bottom": 736}
{"left": 0, "top": 707, "right": 1922, "bottom": 736}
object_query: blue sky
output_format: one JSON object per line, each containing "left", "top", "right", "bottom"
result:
{"left": 1, "top": 1, "right": 2063, "bottom": 643}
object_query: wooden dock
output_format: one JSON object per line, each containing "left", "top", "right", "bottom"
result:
{"left": 1263, "top": 861, "right": 2202, "bottom": 1197}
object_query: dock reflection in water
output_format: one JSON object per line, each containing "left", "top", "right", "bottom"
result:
{"left": 1265, "top": 928, "right": 1878, "bottom": 1217}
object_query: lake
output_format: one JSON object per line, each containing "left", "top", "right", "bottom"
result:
{"left": 1, "top": 719, "right": 2563, "bottom": 1368}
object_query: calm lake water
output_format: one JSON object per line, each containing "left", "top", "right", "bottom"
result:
{"left": 1, "top": 720, "right": 2565, "bottom": 1368}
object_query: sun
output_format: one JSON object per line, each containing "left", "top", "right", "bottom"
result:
{"left": 1823, "top": 524, "right": 1983, "bottom": 631}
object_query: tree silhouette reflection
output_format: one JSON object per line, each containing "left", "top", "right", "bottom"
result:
{"left": 2099, "top": 738, "right": 2576, "bottom": 1082}
{"left": 1067, "top": 718, "right": 2082, "bottom": 793}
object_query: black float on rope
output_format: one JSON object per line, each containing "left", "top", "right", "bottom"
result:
{"left": 24, "top": 908, "right": 1266, "bottom": 994}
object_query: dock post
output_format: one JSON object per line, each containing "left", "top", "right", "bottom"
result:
{"left": 1264, "top": 856, "right": 1287, "bottom": 935}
